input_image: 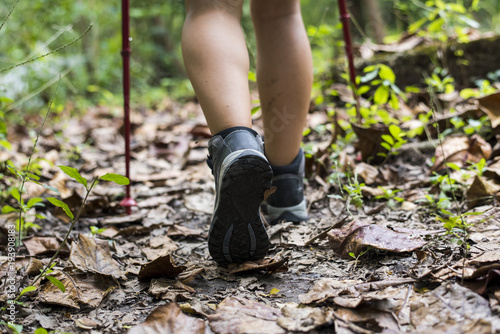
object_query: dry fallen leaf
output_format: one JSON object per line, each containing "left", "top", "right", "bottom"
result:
{"left": 327, "top": 221, "right": 427, "bottom": 258}
{"left": 431, "top": 134, "right": 491, "bottom": 172}
{"left": 23, "top": 236, "right": 70, "bottom": 257}
{"left": 142, "top": 235, "right": 178, "bottom": 261}
{"left": 466, "top": 175, "right": 500, "bottom": 208}
{"left": 352, "top": 123, "right": 389, "bottom": 164}
{"left": 478, "top": 91, "right": 500, "bottom": 128}
{"left": 39, "top": 271, "right": 115, "bottom": 309}
{"left": 354, "top": 162, "right": 379, "bottom": 185}
{"left": 227, "top": 257, "right": 288, "bottom": 274}
{"left": 128, "top": 302, "right": 205, "bottom": 334}
{"left": 70, "top": 233, "right": 126, "bottom": 280}
{"left": 277, "top": 303, "right": 333, "bottom": 332}
{"left": 208, "top": 297, "right": 285, "bottom": 334}
{"left": 138, "top": 254, "right": 187, "bottom": 280}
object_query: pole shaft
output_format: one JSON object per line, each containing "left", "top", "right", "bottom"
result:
{"left": 337, "top": 0, "right": 361, "bottom": 121}
{"left": 121, "top": 0, "right": 132, "bottom": 214}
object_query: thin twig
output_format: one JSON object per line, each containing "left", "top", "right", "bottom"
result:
{"left": 304, "top": 216, "right": 350, "bottom": 247}
{"left": 0, "top": 0, "right": 20, "bottom": 32}
{"left": 0, "top": 24, "right": 92, "bottom": 74}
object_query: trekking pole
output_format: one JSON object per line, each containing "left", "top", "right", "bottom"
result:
{"left": 337, "top": 0, "right": 361, "bottom": 122}
{"left": 119, "top": 0, "right": 137, "bottom": 214}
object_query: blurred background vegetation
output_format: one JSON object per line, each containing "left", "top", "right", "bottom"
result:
{"left": 0, "top": 0, "right": 499, "bottom": 124}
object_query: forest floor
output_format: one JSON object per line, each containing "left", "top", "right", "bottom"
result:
{"left": 1, "top": 88, "right": 500, "bottom": 334}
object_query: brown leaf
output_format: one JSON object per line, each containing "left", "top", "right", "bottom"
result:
{"left": 23, "top": 236, "right": 70, "bottom": 257}
{"left": 142, "top": 235, "right": 178, "bottom": 261}
{"left": 327, "top": 220, "right": 427, "bottom": 258}
{"left": 299, "top": 278, "right": 415, "bottom": 306}
{"left": 431, "top": 134, "right": 491, "bottom": 172}
{"left": 352, "top": 123, "right": 389, "bottom": 164}
{"left": 39, "top": 272, "right": 115, "bottom": 309}
{"left": 138, "top": 254, "right": 187, "bottom": 280}
{"left": 166, "top": 225, "right": 204, "bottom": 238}
{"left": 70, "top": 233, "right": 126, "bottom": 280}
{"left": 466, "top": 175, "right": 500, "bottom": 208}
{"left": 277, "top": 303, "right": 333, "bottom": 332}
{"left": 478, "top": 91, "right": 500, "bottom": 128}
{"left": 208, "top": 297, "right": 285, "bottom": 334}
{"left": 227, "top": 257, "right": 288, "bottom": 274}
{"left": 354, "top": 162, "right": 379, "bottom": 185}
{"left": 128, "top": 302, "right": 205, "bottom": 334}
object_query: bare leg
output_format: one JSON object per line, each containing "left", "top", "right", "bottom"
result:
{"left": 251, "top": 0, "right": 313, "bottom": 166}
{"left": 182, "top": 0, "right": 251, "bottom": 134}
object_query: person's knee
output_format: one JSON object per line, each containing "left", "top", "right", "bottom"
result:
{"left": 251, "top": 0, "right": 301, "bottom": 23}
{"left": 185, "top": 0, "right": 244, "bottom": 16}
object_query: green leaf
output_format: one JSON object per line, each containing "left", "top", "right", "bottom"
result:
{"left": 409, "top": 17, "right": 427, "bottom": 34}
{"left": 248, "top": 71, "right": 257, "bottom": 82}
{"left": 349, "top": 252, "right": 356, "bottom": 259}
{"left": 381, "top": 142, "right": 392, "bottom": 151}
{"left": 34, "top": 328, "right": 49, "bottom": 334}
{"left": 251, "top": 105, "right": 261, "bottom": 115}
{"left": 47, "top": 198, "right": 74, "bottom": 220}
{"left": 11, "top": 188, "right": 21, "bottom": 202}
{"left": 389, "top": 124, "right": 402, "bottom": 138}
{"left": 19, "top": 286, "right": 37, "bottom": 297}
{"left": 100, "top": 173, "right": 130, "bottom": 185}
{"left": 27, "top": 197, "right": 44, "bottom": 208}
{"left": 2, "top": 205, "right": 18, "bottom": 214}
{"left": 381, "top": 134, "right": 394, "bottom": 145}
{"left": 59, "top": 166, "right": 88, "bottom": 189}
{"left": 45, "top": 275, "right": 65, "bottom": 293}
{"left": 360, "top": 68, "right": 379, "bottom": 83}
{"left": 357, "top": 85, "right": 370, "bottom": 95}
{"left": 25, "top": 172, "right": 40, "bottom": 181}
{"left": 460, "top": 88, "right": 479, "bottom": 99}
{"left": 7, "top": 323, "right": 23, "bottom": 334}
{"left": 0, "top": 140, "right": 12, "bottom": 150}
{"left": 445, "top": 162, "right": 461, "bottom": 171}
{"left": 374, "top": 86, "right": 389, "bottom": 105}
{"left": 378, "top": 65, "right": 396, "bottom": 84}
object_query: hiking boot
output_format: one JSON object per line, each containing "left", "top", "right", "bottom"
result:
{"left": 207, "top": 129, "right": 273, "bottom": 265}
{"left": 263, "top": 148, "right": 308, "bottom": 225}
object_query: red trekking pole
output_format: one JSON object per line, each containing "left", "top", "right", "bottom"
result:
{"left": 337, "top": 0, "right": 361, "bottom": 122}
{"left": 119, "top": 0, "right": 137, "bottom": 214}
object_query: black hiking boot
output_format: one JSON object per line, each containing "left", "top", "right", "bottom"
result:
{"left": 207, "top": 128, "right": 273, "bottom": 265}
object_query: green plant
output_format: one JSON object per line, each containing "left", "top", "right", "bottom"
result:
{"left": 349, "top": 246, "right": 372, "bottom": 268}
{"left": 329, "top": 168, "right": 365, "bottom": 214}
{"left": 358, "top": 64, "right": 406, "bottom": 111}
{"left": 378, "top": 124, "right": 407, "bottom": 159}
{"left": 90, "top": 225, "right": 107, "bottom": 236}
{"left": 424, "top": 67, "right": 455, "bottom": 94}
{"left": 408, "top": 0, "right": 480, "bottom": 43}
{"left": 460, "top": 79, "right": 497, "bottom": 99}
{"left": 375, "top": 187, "right": 404, "bottom": 208}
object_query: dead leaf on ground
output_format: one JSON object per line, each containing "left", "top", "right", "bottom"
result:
{"left": 466, "top": 175, "right": 500, "bottom": 208}
{"left": 277, "top": 303, "right": 333, "bottom": 332}
{"left": 478, "top": 91, "right": 500, "bottom": 128}
{"left": 462, "top": 265, "right": 500, "bottom": 296}
{"left": 208, "top": 297, "right": 285, "bottom": 334}
{"left": 327, "top": 220, "right": 427, "bottom": 258}
{"left": 166, "top": 224, "right": 204, "bottom": 238}
{"left": 23, "top": 236, "right": 70, "bottom": 257}
{"left": 184, "top": 191, "right": 214, "bottom": 214}
{"left": 39, "top": 271, "right": 115, "bottom": 309}
{"left": 299, "top": 277, "right": 415, "bottom": 307}
{"left": 128, "top": 302, "right": 205, "bottom": 334}
{"left": 332, "top": 305, "right": 401, "bottom": 333}
{"left": 409, "top": 282, "right": 496, "bottom": 332}
{"left": 227, "top": 257, "right": 288, "bottom": 274}
{"left": 431, "top": 134, "right": 491, "bottom": 172}
{"left": 142, "top": 235, "right": 178, "bottom": 261}
{"left": 101, "top": 212, "right": 146, "bottom": 225}
{"left": 138, "top": 254, "right": 187, "bottom": 280}
{"left": 352, "top": 123, "right": 389, "bottom": 164}
{"left": 70, "top": 233, "right": 126, "bottom": 280}
{"left": 149, "top": 278, "right": 193, "bottom": 301}
{"left": 354, "top": 162, "right": 379, "bottom": 185}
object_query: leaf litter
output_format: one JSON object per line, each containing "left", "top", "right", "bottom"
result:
{"left": 0, "top": 93, "right": 500, "bottom": 333}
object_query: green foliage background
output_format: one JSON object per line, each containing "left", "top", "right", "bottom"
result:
{"left": 0, "top": 0, "right": 499, "bottom": 117}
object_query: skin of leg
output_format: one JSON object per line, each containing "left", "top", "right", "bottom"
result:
{"left": 251, "top": 0, "right": 313, "bottom": 166}
{"left": 182, "top": 0, "right": 251, "bottom": 134}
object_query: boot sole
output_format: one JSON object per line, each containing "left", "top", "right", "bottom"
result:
{"left": 208, "top": 150, "right": 272, "bottom": 265}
